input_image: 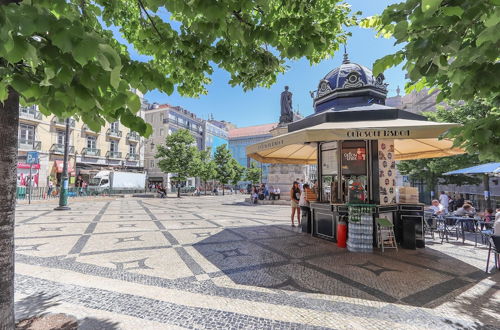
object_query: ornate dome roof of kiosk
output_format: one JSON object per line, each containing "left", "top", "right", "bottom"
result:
{"left": 313, "top": 53, "right": 389, "bottom": 113}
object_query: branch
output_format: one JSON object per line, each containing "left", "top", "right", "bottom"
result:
{"left": 232, "top": 10, "right": 253, "bottom": 27}
{"left": 137, "top": 0, "right": 165, "bottom": 41}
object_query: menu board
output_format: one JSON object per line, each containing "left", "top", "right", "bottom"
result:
{"left": 341, "top": 147, "right": 366, "bottom": 175}
{"left": 378, "top": 139, "right": 396, "bottom": 205}
{"left": 321, "top": 149, "right": 338, "bottom": 175}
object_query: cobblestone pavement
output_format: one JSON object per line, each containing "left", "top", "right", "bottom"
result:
{"left": 14, "top": 196, "right": 500, "bottom": 329}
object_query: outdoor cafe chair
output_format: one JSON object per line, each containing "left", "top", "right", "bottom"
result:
{"left": 437, "top": 216, "right": 461, "bottom": 243}
{"left": 423, "top": 211, "right": 437, "bottom": 239}
{"left": 485, "top": 235, "right": 500, "bottom": 273}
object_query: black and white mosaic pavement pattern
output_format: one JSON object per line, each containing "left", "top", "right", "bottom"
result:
{"left": 14, "top": 196, "right": 500, "bottom": 329}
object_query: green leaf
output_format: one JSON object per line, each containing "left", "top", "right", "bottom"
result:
{"left": 372, "top": 52, "right": 404, "bottom": 75}
{"left": 421, "top": 0, "right": 443, "bottom": 16}
{"left": 476, "top": 25, "right": 500, "bottom": 46}
{"left": 74, "top": 36, "right": 99, "bottom": 66}
{"left": 5, "top": 36, "right": 28, "bottom": 63}
{"left": 126, "top": 93, "right": 141, "bottom": 113}
{"left": 442, "top": 6, "right": 464, "bottom": 18}
{"left": 110, "top": 65, "right": 122, "bottom": 89}
{"left": 40, "top": 67, "right": 55, "bottom": 86}
{"left": 0, "top": 79, "right": 8, "bottom": 102}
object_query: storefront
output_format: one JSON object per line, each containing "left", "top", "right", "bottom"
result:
{"left": 246, "top": 54, "right": 463, "bottom": 250}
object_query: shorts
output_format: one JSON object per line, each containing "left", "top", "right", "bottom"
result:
{"left": 291, "top": 200, "right": 299, "bottom": 208}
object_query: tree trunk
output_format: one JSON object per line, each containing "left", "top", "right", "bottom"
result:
{"left": 222, "top": 185, "right": 225, "bottom": 196}
{"left": 177, "top": 185, "right": 180, "bottom": 198}
{"left": 204, "top": 181, "right": 207, "bottom": 196}
{"left": 0, "top": 87, "right": 19, "bottom": 329}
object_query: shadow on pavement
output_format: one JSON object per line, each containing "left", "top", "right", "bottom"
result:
{"left": 193, "top": 224, "right": 496, "bottom": 309}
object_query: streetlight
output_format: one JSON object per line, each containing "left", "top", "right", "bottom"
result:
{"left": 54, "top": 117, "right": 71, "bottom": 210}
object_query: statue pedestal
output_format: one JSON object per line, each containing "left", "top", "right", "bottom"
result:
{"left": 266, "top": 124, "right": 308, "bottom": 198}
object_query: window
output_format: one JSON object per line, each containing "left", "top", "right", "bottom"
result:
{"left": 57, "top": 130, "right": 65, "bottom": 145}
{"left": 87, "top": 136, "right": 96, "bottom": 149}
{"left": 150, "top": 143, "right": 155, "bottom": 151}
{"left": 150, "top": 159, "right": 154, "bottom": 168}
{"left": 159, "top": 128, "right": 164, "bottom": 136}
{"left": 168, "top": 113, "right": 176, "bottom": 121}
{"left": 110, "top": 140, "right": 118, "bottom": 152}
{"left": 111, "top": 121, "right": 119, "bottom": 132}
{"left": 129, "top": 143, "right": 136, "bottom": 155}
{"left": 19, "top": 124, "right": 35, "bottom": 143}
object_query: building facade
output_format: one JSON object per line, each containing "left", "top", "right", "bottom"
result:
{"left": 143, "top": 103, "right": 204, "bottom": 187}
{"left": 17, "top": 105, "right": 145, "bottom": 188}
{"left": 203, "top": 120, "right": 229, "bottom": 157}
{"left": 228, "top": 123, "right": 277, "bottom": 184}
{"left": 386, "top": 87, "right": 441, "bottom": 114}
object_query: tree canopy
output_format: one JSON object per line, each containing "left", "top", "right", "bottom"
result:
{"left": 363, "top": 0, "right": 500, "bottom": 103}
{"left": 214, "top": 144, "right": 234, "bottom": 195}
{"left": 0, "top": 0, "right": 355, "bottom": 135}
{"left": 155, "top": 129, "right": 199, "bottom": 196}
{"left": 245, "top": 161, "right": 262, "bottom": 184}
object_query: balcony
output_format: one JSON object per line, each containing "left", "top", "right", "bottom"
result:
{"left": 52, "top": 117, "right": 75, "bottom": 128}
{"left": 19, "top": 106, "right": 42, "bottom": 122}
{"left": 106, "top": 128, "right": 122, "bottom": 139}
{"left": 126, "top": 153, "right": 139, "bottom": 161}
{"left": 50, "top": 143, "right": 75, "bottom": 154}
{"left": 18, "top": 139, "right": 41, "bottom": 151}
{"left": 82, "top": 148, "right": 101, "bottom": 157}
{"left": 126, "top": 131, "right": 140, "bottom": 142}
{"left": 106, "top": 151, "right": 122, "bottom": 159}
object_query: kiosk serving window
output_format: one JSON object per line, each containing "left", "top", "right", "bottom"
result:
{"left": 320, "top": 142, "right": 339, "bottom": 203}
{"left": 341, "top": 141, "right": 368, "bottom": 203}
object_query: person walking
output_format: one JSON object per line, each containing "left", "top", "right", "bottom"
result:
{"left": 47, "top": 181, "right": 54, "bottom": 199}
{"left": 290, "top": 181, "right": 301, "bottom": 227}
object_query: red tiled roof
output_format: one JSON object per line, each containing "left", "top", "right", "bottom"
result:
{"left": 229, "top": 123, "right": 277, "bottom": 139}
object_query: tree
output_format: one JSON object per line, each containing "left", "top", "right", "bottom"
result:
{"left": 155, "top": 129, "right": 199, "bottom": 198}
{"left": 0, "top": 0, "right": 354, "bottom": 326}
{"left": 230, "top": 158, "right": 245, "bottom": 192}
{"left": 214, "top": 144, "right": 234, "bottom": 196}
{"left": 426, "top": 99, "right": 499, "bottom": 161}
{"left": 196, "top": 148, "right": 217, "bottom": 196}
{"left": 245, "top": 161, "right": 262, "bottom": 185}
{"left": 363, "top": 0, "right": 500, "bottom": 103}
{"left": 362, "top": 0, "right": 500, "bottom": 161}
{"left": 397, "top": 154, "right": 481, "bottom": 197}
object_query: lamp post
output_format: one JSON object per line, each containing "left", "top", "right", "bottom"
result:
{"left": 54, "top": 118, "right": 71, "bottom": 210}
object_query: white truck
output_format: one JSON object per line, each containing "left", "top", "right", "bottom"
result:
{"left": 89, "top": 170, "right": 146, "bottom": 192}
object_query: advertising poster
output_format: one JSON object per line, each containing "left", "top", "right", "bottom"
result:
{"left": 378, "top": 139, "right": 396, "bottom": 205}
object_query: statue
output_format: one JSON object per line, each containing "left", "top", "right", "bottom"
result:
{"left": 279, "top": 86, "right": 293, "bottom": 125}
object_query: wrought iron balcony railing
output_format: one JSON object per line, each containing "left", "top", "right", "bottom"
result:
{"left": 19, "top": 106, "right": 42, "bottom": 121}
{"left": 106, "top": 151, "right": 122, "bottom": 159}
{"left": 50, "top": 143, "right": 75, "bottom": 154}
{"left": 126, "top": 153, "right": 139, "bottom": 160}
{"left": 82, "top": 148, "right": 101, "bottom": 157}
{"left": 106, "top": 128, "right": 122, "bottom": 138}
{"left": 18, "top": 139, "right": 41, "bottom": 150}
{"left": 126, "top": 131, "right": 140, "bottom": 141}
{"left": 52, "top": 117, "right": 75, "bottom": 127}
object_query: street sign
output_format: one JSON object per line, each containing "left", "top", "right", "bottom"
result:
{"left": 26, "top": 151, "right": 39, "bottom": 164}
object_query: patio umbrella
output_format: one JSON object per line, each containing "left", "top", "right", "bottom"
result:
{"left": 444, "top": 162, "right": 500, "bottom": 209}
{"left": 246, "top": 118, "right": 463, "bottom": 164}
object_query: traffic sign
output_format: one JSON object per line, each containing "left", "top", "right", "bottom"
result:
{"left": 26, "top": 151, "right": 39, "bottom": 164}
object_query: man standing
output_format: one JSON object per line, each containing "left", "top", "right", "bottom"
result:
{"left": 439, "top": 191, "right": 449, "bottom": 210}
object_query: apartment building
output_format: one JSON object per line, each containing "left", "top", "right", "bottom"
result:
{"left": 203, "top": 120, "right": 229, "bottom": 157}
{"left": 17, "top": 105, "right": 145, "bottom": 188}
{"left": 143, "top": 103, "right": 204, "bottom": 187}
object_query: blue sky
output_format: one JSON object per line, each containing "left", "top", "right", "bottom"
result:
{"left": 123, "top": 0, "right": 405, "bottom": 127}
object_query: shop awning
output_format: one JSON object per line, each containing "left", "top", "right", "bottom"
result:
{"left": 54, "top": 160, "right": 75, "bottom": 174}
{"left": 246, "top": 119, "right": 464, "bottom": 164}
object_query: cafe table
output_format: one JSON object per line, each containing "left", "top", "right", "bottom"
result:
{"left": 444, "top": 216, "right": 479, "bottom": 246}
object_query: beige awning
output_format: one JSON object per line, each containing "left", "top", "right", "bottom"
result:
{"left": 246, "top": 119, "right": 464, "bottom": 164}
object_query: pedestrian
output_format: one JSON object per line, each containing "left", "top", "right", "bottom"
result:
{"left": 157, "top": 184, "right": 167, "bottom": 198}
{"left": 299, "top": 183, "right": 317, "bottom": 230}
{"left": 455, "top": 194, "right": 465, "bottom": 210}
{"left": 439, "top": 191, "right": 449, "bottom": 210}
{"left": 47, "top": 181, "right": 53, "bottom": 198}
{"left": 447, "top": 194, "right": 454, "bottom": 213}
{"left": 290, "top": 181, "right": 301, "bottom": 227}
{"left": 269, "top": 186, "right": 275, "bottom": 200}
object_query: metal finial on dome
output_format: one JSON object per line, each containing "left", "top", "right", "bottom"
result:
{"left": 342, "top": 44, "right": 350, "bottom": 64}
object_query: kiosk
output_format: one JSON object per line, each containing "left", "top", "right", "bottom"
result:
{"left": 246, "top": 54, "right": 463, "bottom": 249}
